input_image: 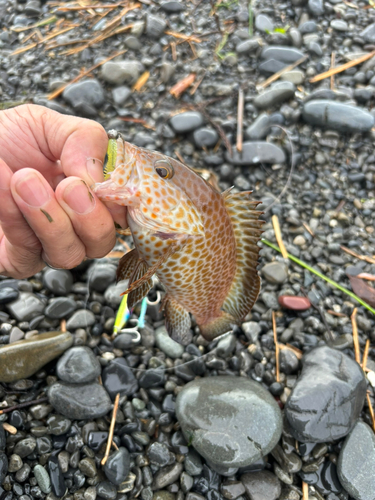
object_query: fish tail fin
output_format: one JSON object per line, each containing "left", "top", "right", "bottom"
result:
{"left": 199, "top": 311, "right": 239, "bottom": 341}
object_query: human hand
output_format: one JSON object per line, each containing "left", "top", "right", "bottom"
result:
{"left": 0, "top": 104, "right": 126, "bottom": 279}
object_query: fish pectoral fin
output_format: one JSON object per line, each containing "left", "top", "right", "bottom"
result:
{"left": 116, "top": 228, "right": 132, "bottom": 236}
{"left": 164, "top": 298, "right": 192, "bottom": 346}
{"left": 128, "top": 277, "right": 153, "bottom": 309}
{"left": 123, "top": 240, "right": 182, "bottom": 296}
{"left": 116, "top": 248, "right": 140, "bottom": 283}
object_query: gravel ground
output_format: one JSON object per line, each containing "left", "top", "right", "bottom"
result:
{"left": 1, "top": 0, "right": 375, "bottom": 500}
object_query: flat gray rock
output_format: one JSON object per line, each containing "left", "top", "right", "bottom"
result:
{"left": 48, "top": 382, "right": 112, "bottom": 420}
{"left": 56, "top": 346, "right": 101, "bottom": 384}
{"left": 176, "top": 376, "right": 282, "bottom": 468}
{"left": 6, "top": 292, "right": 45, "bottom": 322}
{"left": 303, "top": 100, "right": 374, "bottom": 133}
{"left": 225, "top": 141, "right": 285, "bottom": 165}
{"left": 337, "top": 421, "right": 375, "bottom": 500}
{"left": 285, "top": 346, "right": 366, "bottom": 442}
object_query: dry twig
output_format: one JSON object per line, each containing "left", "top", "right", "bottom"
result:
{"left": 367, "top": 393, "right": 375, "bottom": 432}
{"left": 362, "top": 339, "right": 370, "bottom": 371}
{"left": 351, "top": 308, "right": 361, "bottom": 365}
{"left": 48, "top": 49, "right": 127, "bottom": 100}
{"left": 60, "top": 319, "right": 67, "bottom": 333}
{"left": 272, "top": 311, "right": 280, "bottom": 383}
{"left": 190, "top": 71, "right": 206, "bottom": 95}
{"left": 170, "top": 74, "right": 196, "bottom": 98}
{"left": 272, "top": 215, "right": 288, "bottom": 259}
{"left": 236, "top": 88, "right": 244, "bottom": 153}
{"left": 310, "top": 50, "right": 375, "bottom": 83}
{"left": 302, "top": 482, "right": 309, "bottom": 500}
{"left": 340, "top": 246, "right": 375, "bottom": 265}
{"left": 258, "top": 55, "right": 308, "bottom": 89}
{"left": 101, "top": 393, "right": 120, "bottom": 466}
{"left": 0, "top": 397, "right": 49, "bottom": 415}
{"left": 133, "top": 71, "right": 150, "bottom": 91}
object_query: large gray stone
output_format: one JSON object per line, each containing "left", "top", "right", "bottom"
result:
{"left": 176, "top": 377, "right": 282, "bottom": 467}
{"left": 285, "top": 346, "right": 366, "bottom": 443}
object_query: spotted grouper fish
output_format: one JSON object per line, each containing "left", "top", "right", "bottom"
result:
{"left": 94, "top": 131, "right": 263, "bottom": 343}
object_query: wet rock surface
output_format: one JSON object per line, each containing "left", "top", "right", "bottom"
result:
{"left": 285, "top": 347, "right": 367, "bottom": 443}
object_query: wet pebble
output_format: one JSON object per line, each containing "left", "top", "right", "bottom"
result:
{"left": 102, "top": 357, "right": 139, "bottom": 399}
{"left": 48, "top": 381, "right": 112, "bottom": 419}
{"left": 254, "top": 82, "right": 295, "bottom": 109}
{"left": 43, "top": 268, "right": 73, "bottom": 295}
{"left": 152, "top": 463, "right": 184, "bottom": 490}
{"left": 0, "top": 452, "right": 8, "bottom": 484}
{"left": 241, "top": 471, "right": 281, "bottom": 500}
{"left": 45, "top": 297, "right": 76, "bottom": 319}
{"left": 33, "top": 465, "right": 51, "bottom": 494}
{"left": 0, "top": 331, "right": 73, "bottom": 383}
{"left": 88, "top": 262, "right": 117, "bottom": 292}
{"left": 155, "top": 326, "right": 184, "bottom": 359}
{"left": 6, "top": 292, "right": 45, "bottom": 322}
{"left": 285, "top": 346, "right": 366, "bottom": 442}
{"left": 225, "top": 141, "right": 285, "bottom": 165}
{"left": 176, "top": 376, "right": 282, "bottom": 468}
{"left": 57, "top": 346, "right": 101, "bottom": 384}
{"left": 101, "top": 61, "right": 140, "bottom": 85}
{"left": 66, "top": 309, "right": 96, "bottom": 330}
{"left": 169, "top": 112, "right": 204, "bottom": 133}
{"left": 262, "top": 262, "right": 288, "bottom": 284}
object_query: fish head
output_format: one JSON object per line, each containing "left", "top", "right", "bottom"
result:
{"left": 94, "top": 131, "right": 204, "bottom": 236}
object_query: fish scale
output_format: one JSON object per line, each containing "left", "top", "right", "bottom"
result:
{"left": 94, "top": 131, "right": 263, "bottom": 343}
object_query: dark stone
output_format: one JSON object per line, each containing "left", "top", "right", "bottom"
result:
{"left": 193, "top": 128, "right": 219, "bottom": 148}
{"left": 261, "top": 46, "right": 305, "bottom": 64}
{"left": 225, "top": 141, "right": 285, "bottom": 165}
{"left": 240, "top": 471, "right": 281, "bottom": 500}
{"left": 43, "top": 269, "right": 73, "bottom": 295}
{"left": 254, "top": 82, "right": 295, "bottom": 109}
{"left": 88, "top": 431, "right": 108, "bottom": 452}
{"left": 302, "top": 100, "right": 374, "bottom": 133}
{"left": 337, "top": 421, "right": 375, "bottom": 500}
{"left": 176, "top": 377, "right": 282, "bottom": 467}
{"left": 0, "top": 287, "right": 19, "bottom": 304}
{"left": 56, "top": 346, "right": 101, "bottom": 384}
{"left": 104, "top": 448, "right": 131, "bottom": 485}
{"left": 139, "top": 368, "right": 165, "bottom": 388}
{"left": 6, "top": 292, "right": 45, "bottom": 322}
{"left": 0, "top": 453, "right": 8, "bottom": 484}
{"left": 63, "top": 79, "right": 105, "bottom": 109}
{"left": 48, "top": 453, "right": 66, "bottom": 498}
{"left": 45, "top": 297, "right": 76, "bottom": 319}
{"left": 285, "top": 346, "right": 367, "bottom": 442}
{"left": 169, "top": 112, "right": 204, "bottom": 133}
{"left": 48, "top": 382, "right": 112, "bottom": 420}
{"left": 102, "top": 358, "right": 139, "bottom": 400}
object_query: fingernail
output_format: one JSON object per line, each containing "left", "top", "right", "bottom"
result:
{"left": 86, "top": 157, "right": 104, "bottom": 186}
{"left": 63, "top": 180, "right": 95, "bottom": 215}
{"left": 15, "top": 172, "right": 50, "bottom": 207}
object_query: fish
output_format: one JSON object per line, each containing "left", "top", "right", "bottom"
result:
{"left": 94, "top": 130, "right": 263, "bottom": 343}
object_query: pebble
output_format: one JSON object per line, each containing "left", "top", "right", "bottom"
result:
{"left": 63, "top": 79, "right": 104, "bottom": 110}
{"left": 308, "top": 0, "right": 324, "bottom": 16}
{"left": 146, "top": 14, "right": 166, "bottom": 39}
{"left": 225, "top": 141, "right": 285, "bottom": 165}
{"left": 176, "top": 376, "right": 282, "bottom": 468}
{"left": 147, "top": 442, "right": 171, "bottom": 467}
{"left": 56, "top": 346, "right": 101, "bottom": 384}
{"left": 303, "top": 100, "right": 374, "bottom": 133}
{"left": 241, "top": 471, "right": 281, "bottom": 500}
{"left": 278, "top": 296, "right": 311, "bottom": 310}
{"left": 236, "top": 38, "right": 261, "bottom": 54}
{"left": 337, "top": 421, "right": 375, "bottom": 500}
{"left": 155, "top": 326, "right": 184, "bottom": 359}
{"left": 254, "top": 82, "right": 295, "bottom": 109}
{"left": 361, "top": 23, "right": 375, "bottom": 43}
{"left": 101, "top": 61, "right": 140, "bottom": 85}
{"left": 33, "top": 465, "right": 51, "bottom": 494}
{"left": 97, "top": 481, "right": 117, "bottom": 499}
{"left": 112, "top": 86, "right": 132, "bottom": 106}
{"left": 330, "top": 20, "right": 348, "bottom": 31}
{"left": 152, "top": 463, "right": 184, "bottom": 490}
{"left": 261, "top": 46, "right": 305, "bottom": 64}
{"left": 14, "top": 438, "right": 36, "bottom": 458}
{"left": 43, "top": 268, "right": 73, "bottom": 295}
{"left": 66, "top": 309, "right": 96, "bottom": 330}
{"left": 103, "top": 447, "right": 130, "bottom": 485}
{"left": 285, "top": 346, "right": 367, "bottom": 442}
{"left": 245, "top": 113, "right": 271, "bottom": 140}
{"left": 88, "top": 262, "right": 117, "bottom": 292}
{"left": 169, "top": 112, "right": 204, "bottom": 133}
{"left": 0, "top": 286, "right": 19, "bottom": 304}
{"left": 193, "top": 127, "right": 219, "bottom": 148}
{"left": 262, "top": 262, "right": 288, "bottom": 284}
{"left": 220, "top": 481, "right": 245, "bottom": 499}
{"left": 0, "top": 452, "right": 8, "bottom": 484}
{"left": 255, "top": 14, "right": 274, "bottom": 33}
{"left": 48, "top": 382, "right": 112, "bottom": 419}
{"left": 0, "top": 331, "right": 73, "bottom": 382}
{"left": 102, "top": 357, "right": 139, "bottom": 399}
{"left": 6, "top": 292, "right": 45, "bottom": 322}
{"left": 45, "top": 297, "right": 76, "bottom": 319}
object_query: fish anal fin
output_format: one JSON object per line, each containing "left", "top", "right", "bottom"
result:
{"left": 222, "top": 190, "right": 264, "bottom": 320}
{"left": 116, "top": 248, "right": 140, "bottom": 283}
{"left": 164, "top": 298, "right": 192, "bottom": 346}
{"left": 199, "top": 311, "right": 238, "bottom": 341}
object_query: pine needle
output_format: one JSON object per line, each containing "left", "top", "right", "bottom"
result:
{"left": 272, "top": 311, "right": 280, "bottom": 382}
{"left": 236, "top": 88, "right": 244, "bottom": 153}
{"left": 271, "top": 215, "right": 288, "bottom": 259}
{"left": 351, "top": 308, "right": 361, "bottom": 364}
{"left": 261, "top": 238, "right": 375, "bottom": 315}
{"left": 133, "top": 71, "right": 150, "bottom": 91}
{"left": 367, "top": 393, "right": 375, "bottom": 432}
{"left": 310, "top": 50, "right": 375, "bottom": 83}
{"left": 362, "top": 339, "right": 370, "bottom": 370}
{"left": 101, "top": 393, "right": 120, "bottom": 466}
{"left": 258, "top": 55, "right": 308, "bottom": 89}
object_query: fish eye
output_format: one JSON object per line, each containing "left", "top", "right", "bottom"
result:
{"left": 154, "top": 159, "right": 174, "bottom": 180}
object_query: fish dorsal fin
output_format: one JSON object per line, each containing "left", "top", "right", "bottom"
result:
{"left": 221, "top": 190, "right": 264, "bottom": 321}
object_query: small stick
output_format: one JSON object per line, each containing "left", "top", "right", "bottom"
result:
{"left": 171, "top": 41, "right": 177, "bottom": 61}
{"left": 310, "top": 50, "right": 375, "bottom": 83}
{"left": 101, "top": 393, "right": 120, "bottom": 466}
{"left": 303, "top": 222, "right": 315, "bottom": 238}
{"left": 351, "top": 308, "right": 361, "bottom": 365}
{"left": 367, "top": 393, "right": 375, "bottom": 432}
{"left": 60, "top": 319, "right": 66, "bottom": 333}
{"left": 340, "top": 246, "right": 375, "bottom": 265}
{"left": 327, "top": 309, "right": 347, "bottom": 317}
{"left": 190, "top": 71, "right": 206, "bottom": 95}
{"left": 272, "top": 311, "right": 280, "bottom": 382}
{"left": 56, "top": 3, "right": 128, "bottom": 10}
{"left": 302, "top": 482, "right": 309, "bottom": 500}
{"left": 279, "top": 343, "right": 303, "bottom": 360}
{"left": 174, "top": 150, "right": 186, "bottom": 164}
{"left": 271, "top": 215, "right": 288, "bottom": 259}
{"left": 170, "top": 74, "right": 196, "bottom": 98}
{"left": 0, "top": 397, "right": 49, "bottom": 415}
{"left": 258, "top": 55, "right": 308, "bottom": 89}
{"left": 132, "top": 71, "right": 150, "bottom": 92}
{"left": 2, "top": 422, "right": 17, "bottom": 434}
{"left": 48, "top": 49, "right": 127, "bottom": 100}
{"left": 357, "top": 273, "right": 375, "bottom": 281}
{"left": 236, "top": 88, "right": 244, "bottom": 153}
{"left": 362, "top": 339, "right": 370, "bottom": 371}
{"left": 164, "top": 31, "right": 202, "bottom": 43}
{"left": 330, "top": 52, "right": 335, "bottom": 90}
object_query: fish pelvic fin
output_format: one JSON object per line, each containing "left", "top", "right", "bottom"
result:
{"left": 221, "top": 190, "right": 264, "bottom": 321}
{"left": 199, "top": 311, "right": 239, "bottom": 341}
{"left": 164, "top": 297, "right": 192, "bottom": 346}
{"left": 116, "top": 249, "right": 153, "bottom": 308}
